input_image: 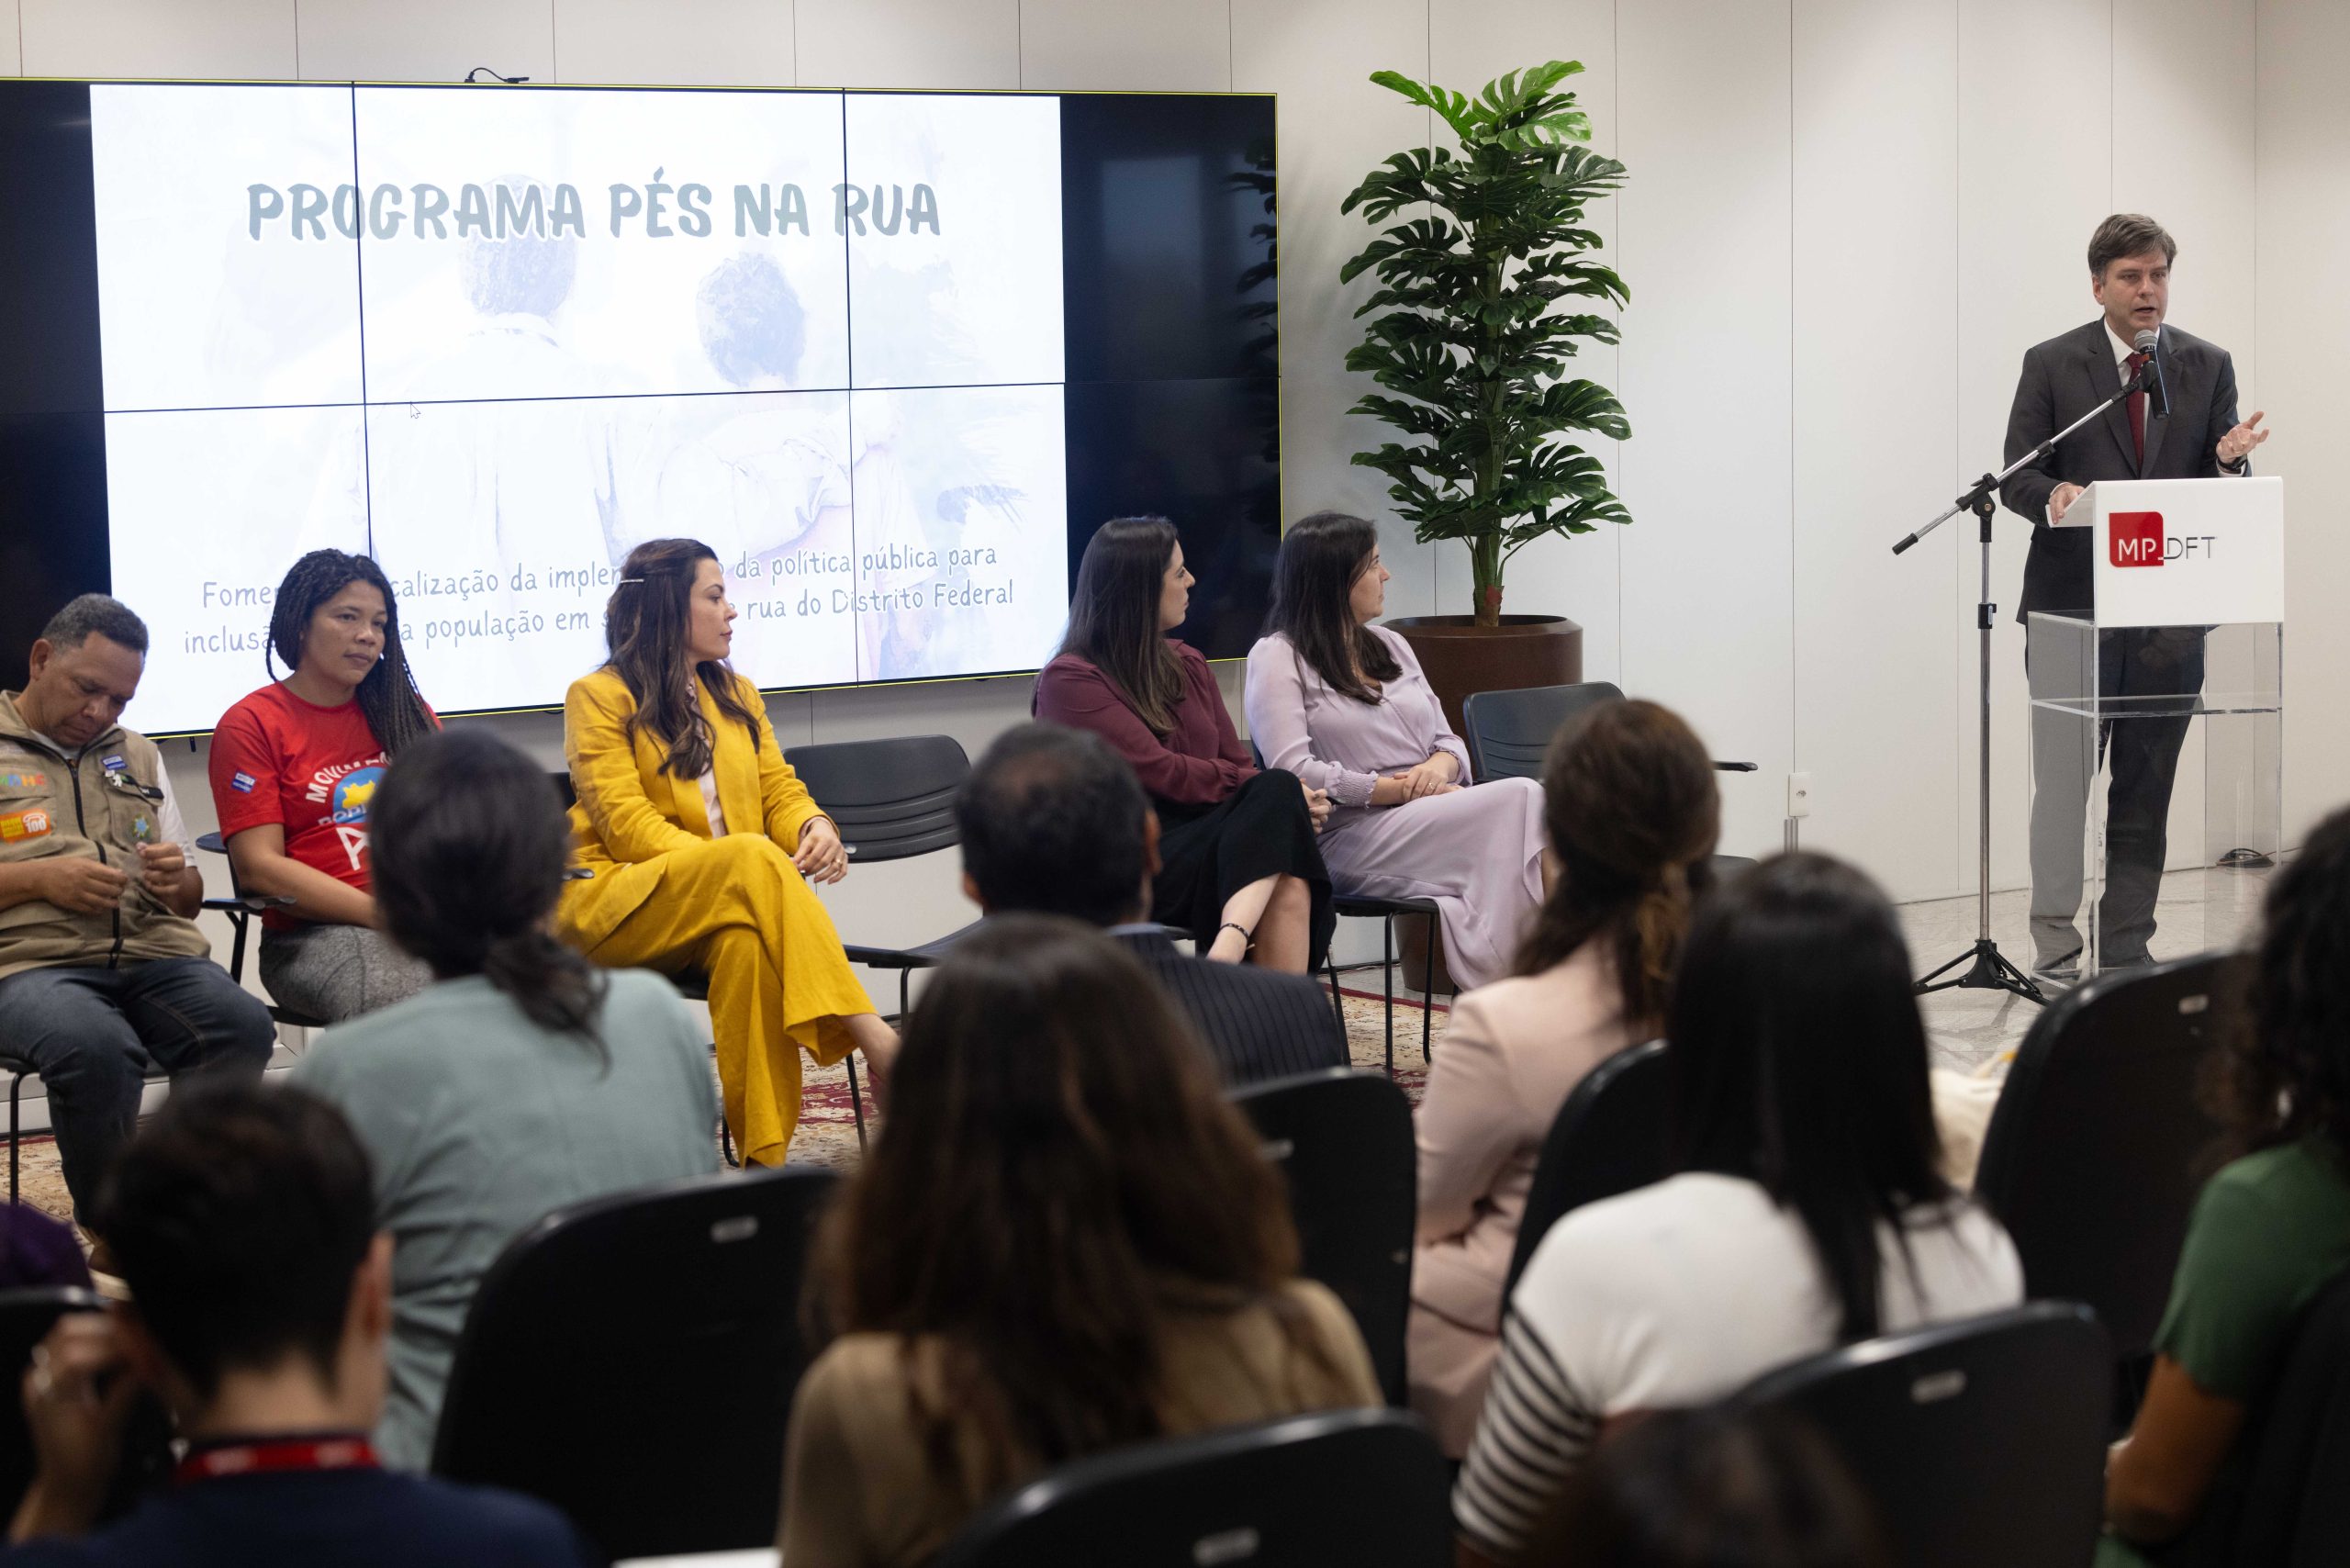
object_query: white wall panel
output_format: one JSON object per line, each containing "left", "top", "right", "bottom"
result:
{"left": 4, "top": 4, "right": 21, "bottom": 75}
{"left": 297, "top": 0, "right": 553, "bottom": 84}
{"left": 554, "top": 0, "right": 792, "bottom": 86}
{"left": 2255, "top": 0, "right": 2350, "bottom": 842}
{"left": 1614, "top": 0, "right": 1795, "bottom": 859}
{"left": 1231, "top": 0, "right": 1436, "bottom": 615}
{"left": 1954, "top": 0, "right": 2108, "bottom": 894}
{"left": 794, "top": 0, "right": 1018, "bottom": 90}
{"left": 22, "top": 0, "right": 295, "bottom": 79}
{"left": 1427, "top": 0, "right": 1622, "bottom": 681}
{"left": 1021, "top": 0, "right": 1228, "bottom": 92}
{"left": 1791, "top": 0, "right": 1959, "bottom": 900}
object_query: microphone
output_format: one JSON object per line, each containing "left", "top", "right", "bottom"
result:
{"left": 2133, "top": 327, "right": 2167, "bottom": 419}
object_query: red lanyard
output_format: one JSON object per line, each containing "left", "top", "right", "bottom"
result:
{"left": 174, "top": 1435, "right": 378, "bottom": 1487}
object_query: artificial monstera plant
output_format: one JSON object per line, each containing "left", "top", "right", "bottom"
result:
{"left": 1341, "top": 61, "right": 1631, "bottom": 628}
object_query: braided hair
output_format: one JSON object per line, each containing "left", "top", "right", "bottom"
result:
{"left": 266, "top": 551, "right": 437, "bottom": 756}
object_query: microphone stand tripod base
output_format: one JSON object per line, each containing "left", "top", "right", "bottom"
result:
{"left": 1914, "top": 936, "right": 2047, "bottom": 1004}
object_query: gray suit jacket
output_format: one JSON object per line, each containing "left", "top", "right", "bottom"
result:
{"left": 1998, "top": 319, "right": 2244, "bottom": 622}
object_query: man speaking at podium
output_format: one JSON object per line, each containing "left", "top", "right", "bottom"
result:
{"left": 1998, "top": 213, "right": 2272, "bottom": 985}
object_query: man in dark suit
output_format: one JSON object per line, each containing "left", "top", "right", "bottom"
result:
{"left": 956, "top": 722, "right": 1348, "bottom": 1084}
{"left": 1999, "top": 212, "right": 2271, "bottom": 981}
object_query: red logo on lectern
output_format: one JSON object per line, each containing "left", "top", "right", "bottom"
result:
{"left": 2110, "top": 510, "right": 2165, "bottom": 567}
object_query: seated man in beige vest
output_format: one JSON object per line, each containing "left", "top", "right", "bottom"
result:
{"left": 0, "top": 596, "right": 274, "bottom": 1232}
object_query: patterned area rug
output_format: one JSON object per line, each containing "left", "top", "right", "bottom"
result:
{"left": 4, "top": 989, "right": 1450, "bottom": 1218}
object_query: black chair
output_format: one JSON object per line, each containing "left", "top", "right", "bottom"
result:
{"left": 1327, "top": 891, "right": 1443, "bottom": 1076}
{"left": 1460, "top": 681, "right": 1762, "bottom": 881}
{"left": 930, "top": 1406, "right": 1452, "bottom": 1568}
{"left": 2221, "top": 1267, "right": 2350, "bottom": 1566}
{"left": 1232, "top": 1069, "right": 1416, "bottom": 1406}
{"left": 191, "top": 830, "right": 327, "bottom": 1030}
{"left": 431, "top": 1165, "right": 837, "bottom": 1562}
{"left": 1974, "top": 953, "right": 2247, "bottom": 1390}
{"left": 1731, "top": 1303, "right": 2112, "bottom": 1568}
{"left": 0, "top": 1287, "right": 172, "bottom": 1524}
{"left": 1504, "top": 1037, "right": 1672, "bottom": 1296}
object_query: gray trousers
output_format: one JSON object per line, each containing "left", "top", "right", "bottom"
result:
{"left": 2026, "top": 625, "right": 2205, "bottom": 971}
{"left": 259, "top": 924, "right": 432, "bottom": 1024}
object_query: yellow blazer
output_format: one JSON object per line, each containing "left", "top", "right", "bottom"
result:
{"left": 559, "top": 666, "right": 827, "bottom": 950}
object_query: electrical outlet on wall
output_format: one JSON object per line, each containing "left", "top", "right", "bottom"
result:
{"left": 1786, "top": 771, "right": 1813, "bottom": 819}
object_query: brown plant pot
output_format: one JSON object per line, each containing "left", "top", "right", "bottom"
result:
{"left": 1377, "top": 614, "right": 1583, "bottom": 1001}
{"left": 1383, "top": 613, "right": 1584, "bottom": 739}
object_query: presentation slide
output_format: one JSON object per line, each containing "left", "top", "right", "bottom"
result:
{"left": 85, "top": 83, "right": 1071, "bottom": 728}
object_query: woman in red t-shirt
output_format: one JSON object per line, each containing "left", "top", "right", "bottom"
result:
{"left": 1034, "top": 517, "right": 1333, "bottom": 973}
{"left": 208, "top": 551, "right": 441, "bottom": 1023}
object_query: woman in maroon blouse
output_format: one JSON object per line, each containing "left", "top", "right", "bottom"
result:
{"left": 1035, "top": 518, "right": 1334, "bottom": 973}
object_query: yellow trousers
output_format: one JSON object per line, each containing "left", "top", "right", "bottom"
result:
{"left": 568, "top": 834, "right": 873, "bottom": 1166}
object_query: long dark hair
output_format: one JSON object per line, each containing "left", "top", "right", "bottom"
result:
{"left": 368, "top": 728, "right": 608, "bottom": 1045}
{"left": 2215, "top": 806, "right": 2350, "bottom": 1164}
{"left": 1518, "top": 700, "right": 1720, "bottom": 1032}
{"left": 813, "top": 916, "right": 1329, "bottom": 1488}
{"left": 1263, "top": 510, "right": 1400, "bottom": 704}
{"left": 601, "top": 538, "right": 761, "bottom": 779}
{"left": 1521, "top": 1406, "right": 1892, "bottom": 1568}
{"left": 267, "top": 550, "right": 436, "bottom": 756}
{"left": 1666, "top": 853, "right": 1954, "bottom": 1342}
{"left": 1058, "top": 517, "right": 1185, "bottom": 734}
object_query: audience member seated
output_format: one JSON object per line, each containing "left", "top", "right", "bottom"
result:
{"left": 556, "top": 537, "right": 895, "bottom": 1167}
{"left": 1410, "top": 699, "right": 1720, "bottom": 1456}
{"left": 2097, "top": 804, "right": 2350, "bottom": 1565}
{"left": 289, "top": 728, "right": 721, "bottom": 1471}
{"left": 956, "top": 722, "right": 1346, "bottom": 1084}
{"left": 1035, "top": 516, "right": 1332, "bottom": 972}
{"left": 1452, "top": 853, "right": 2023, "bottom": 1564}
{"left": 208, "top": 551, "right": 440, "bottom": 1023}
{"left": 1245, "top": 511, "right": 1548, "bottom": 991}
{"left": 4, "top": 1081, "right": 598, "bottom": 1567}
{"left": 0, "top": 595, "right": 274, "bottom": 1234}
{"left": 1518, "top": 1406, "right": 1891, "bottom": 1568}
{"left": 777, "top": 916, "right": 1380, "bottom": 1567}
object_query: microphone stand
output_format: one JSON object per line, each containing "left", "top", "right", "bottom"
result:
{"left": 1891, "top": 356, "right": 2156, "bottom": 1003}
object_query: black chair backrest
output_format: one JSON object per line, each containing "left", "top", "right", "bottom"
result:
{"left": 2225, "top": 1267, "right": 2350, "bottom": 1566}
{"left": 1734, "top": 1303, "right": 2111, "bottom": 1568}
{"left": 1460, "top": 681, "right": 1626, "bottom": 783}
{"left": 783, "top": 735, "right": 969, "bottom": 864}
{"left": 1232, "top": 1070, "right": 1416, "bottom": 1406}
{"left": 548, "top": 769, "right": 577, "bottom": 811}
{"left": 1974, "top": 951, "right": 2248, "bottom": 1361}
{"left": 431, "top": 1167, "right": 837, "bottom": 1562}
{"left": 931, "top": 1406, "right": 1451, "bottom": 1568}
{"left": 1504, "top": 1039, "right": 1671, "bottom": 1296}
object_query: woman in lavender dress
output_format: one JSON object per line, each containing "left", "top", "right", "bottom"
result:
{"left": 1244, "top": 512, "right": 1548, "bottom": 992}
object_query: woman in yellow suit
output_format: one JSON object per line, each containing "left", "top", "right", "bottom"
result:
{"left": 559, "top": 536, "right": 897, "bottom": 1164}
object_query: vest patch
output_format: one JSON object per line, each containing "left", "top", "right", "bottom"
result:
{"left": 0, "top": 772, "right": 47, "bottom": 790}
{"left": 101, "top": 754, "right": 127, "bottom": 772}
{"left": 0, "top": 809, "right": 53, "bottom": 842}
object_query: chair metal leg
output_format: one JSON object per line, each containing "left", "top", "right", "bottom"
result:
{"left": 7, "top": 1070, "right": 20, "bottom": 1209}
{"left": 1381, "top": 917, "right": 1396, "bottom": 1080}
{"left": 1326, "top": 958, "right": 1344, "bottom": 1022}
{"left": 1423, "top": 914, "right": 1437, "bottom": 1063}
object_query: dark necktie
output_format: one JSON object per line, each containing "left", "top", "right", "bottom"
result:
{"left": 2125, "top": 351, "right": 2148, "bottom": 469}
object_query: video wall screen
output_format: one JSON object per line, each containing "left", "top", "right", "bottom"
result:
{"left": 0, "top": 82, "right": 1277, "bottom": 733}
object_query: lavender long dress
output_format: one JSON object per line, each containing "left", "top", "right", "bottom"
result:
{"left": 1245, "top": 627, "right": 1545, "bottom": 991}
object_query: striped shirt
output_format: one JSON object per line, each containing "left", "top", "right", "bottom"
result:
{"left": 1453, "top": 1172, "right": 2022, "bottom": 1557}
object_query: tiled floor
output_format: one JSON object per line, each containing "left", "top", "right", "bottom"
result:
{"left": 1902, "top": 865, "right": 2273, "bottom": 1075}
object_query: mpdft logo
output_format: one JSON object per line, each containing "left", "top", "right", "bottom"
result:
{"left": 2110, "top": 511, "right": 2165, "bottom": 568}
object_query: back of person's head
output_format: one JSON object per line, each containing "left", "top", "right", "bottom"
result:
{"left": 957, "top": 722, "right": 1149, "bottom": 926}
{"left": 1518, "top": 699, "right": 1720, "bottom": 1026}
{"left": 816, "top": 915, "right": 1312, "bottom": 1481}
{"left": 698, "top": 252, "right": 806, "bottom": 386}
{"left": 1667, "top": 852, "right": 1952, "bottom": 1341}
{"left": 370, "top": 727, "right": 607, "bottom": 1041}
{"left": 2221, "top": 803, "right": 2350, "bottom": 1160}
{"left": 1520, "top": 1406, "right": 1892, "bottom": 1568}
{"left": 95, "top": 1081, "right": 375, "bottom": 1402}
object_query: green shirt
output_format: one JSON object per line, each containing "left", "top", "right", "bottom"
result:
{"left": 291, "top": 969, "right": 720, "bottom": 1470}
{"left": 2096, "top": 1137, "right": 2350, "bottom": 1568}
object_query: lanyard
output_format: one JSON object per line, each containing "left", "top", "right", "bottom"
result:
{"left": 174, "top": 1435, "right": 379, "bottom": 1486}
